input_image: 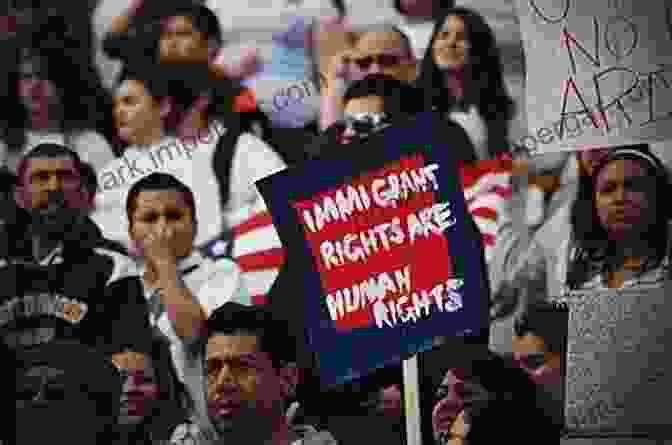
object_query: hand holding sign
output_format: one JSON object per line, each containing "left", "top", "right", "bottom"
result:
{"left": 256, "top": 114, "right": 487, "bottom": 387}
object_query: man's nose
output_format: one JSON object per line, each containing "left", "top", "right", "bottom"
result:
{"left": 613, "top": 186, "right": 627, "bottom": 202}
{"left": 113, "top": 105, "right": 126, "bottom": 123}
{"left": 210, "top": 364, "right": 238, "bottom": 398}
{"left": 45, "top": 175, "right": 63, "bottom": 192}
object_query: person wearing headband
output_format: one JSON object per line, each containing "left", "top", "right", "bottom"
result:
{"left": 565, "top": 144, "right": 671, "bottom": 292}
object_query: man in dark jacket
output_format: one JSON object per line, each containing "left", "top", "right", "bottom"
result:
{"left": 0, "top": 142, "right": 151, "bottom": 353}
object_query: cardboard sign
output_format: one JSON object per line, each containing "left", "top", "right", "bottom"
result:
{"left": 257, "top": 114, "right": 488, "bottom": 386}
{"left": 514, "top": 0, "right": 672, "bottom": 154}
{"left": 561, "top": 283, "right": 672, "bottom": 437}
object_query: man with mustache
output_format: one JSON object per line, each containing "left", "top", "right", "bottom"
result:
{"left": 205, "top": 302, "right": 338, "bottom": 445}
{"left": 0, "top": 142, "right": 151, "bottom": 353}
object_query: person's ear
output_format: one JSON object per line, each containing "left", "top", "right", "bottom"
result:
{"left": 278, "top": 362, "right": 300, "bottom": 398}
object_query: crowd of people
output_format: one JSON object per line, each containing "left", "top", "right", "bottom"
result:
{"left": 1, "top": 0, "right": 670, "bottom": 444}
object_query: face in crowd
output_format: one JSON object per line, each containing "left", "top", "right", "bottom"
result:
{"left": 351, "top": 31, "right": 416, "bottom": 82}
{"left": 206, "top": 331, "right": 297, "bottom": 442}
{"left": 432, "top": 14, "right": 468, "bottom": 71}
{"left": 111, "top": 350, "right": 160, "bottom": 426}
{"left": 18, "top": 50, "right": 61, "bottom": 129}
{"left": 431, "top": 368, "right": 492, "bottom": 445}
{"left": 593, "top": 157, "right": 659, "bottom": 239}
{"left": 341, "top": 95, "right": 391, "bottom": 144}
{"left": 19, "top": 155, "right": 81, "bottom": 211}
{"left": 15, "top": 151, "right": 93, "bottom": 237}
{"left": 159, "top": 15, "right": 211, "bottom": 64}
{"left": 128, "top": 189, "right": 196, "bottom": 260}
{"left": 512, "top": 330, "right": 562, "bottom": 385}
{"left": 577, "top": 148, "right": 610, "bottom": 177}
{"left": 113, "top": 79, "right": 168, "bottom": 146}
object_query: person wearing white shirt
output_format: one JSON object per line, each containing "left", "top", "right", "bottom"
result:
{"left": 416, "top": 7, "right": 515, "bottom": 161}
{"left": 0, "top": 30, "right": 116, "bottom": 174}
{"left": 126, "top": 172, "right": 249, "bottom": 439}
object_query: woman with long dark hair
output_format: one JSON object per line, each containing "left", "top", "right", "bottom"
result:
{"left": 416, "top": 7, "right": 515, "bottom": 160}
{"left": 0, "top": 14, "right": 117, "bottom": 172}
{"left": 565, "top": 145, "right": 670, "bottom": 292}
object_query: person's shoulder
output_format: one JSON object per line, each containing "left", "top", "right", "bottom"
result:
{"left": 233, "top": 132, "right": 287, "bottom": 176}
{"left": 168, "top": 418, "right": 214, "bottom": 445}
{"left": 91, "top": 244, "right": 140, "bottom": 285}
{"left": 291, "top": 425, "right": 339, "bottom": 445}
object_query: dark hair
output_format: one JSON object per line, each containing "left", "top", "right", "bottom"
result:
{"left": 416, "top": 7, "right": 515, "bottom": 157}
{"left": 1, "top": 19, "right": 116, "bottom": 152}
{"left": 116, "top": 61, "right": 173, "bottom": 102}
{"left": 79, "top": 161, "right": 98, "bottom": 197}
{"left": 111, "top": 336, "right": 195, "bottom": 443}
{"left": 514, "top": 301, "right": 568, "bottom": 354}
{"left": 567, "top": 144, "right": 670, "bottom": 290}
{"left": 343, "top": 74, "right": 421, "bottom": 116}
{"left": 16, "top": 143, "right": 83, "bottom": 185}
{"left": 104, "top": 2, "right": 222, "bottom": 64}
{"left": 125, "top": 173, "right": 196, "bottom": 225}
{"left": 429, "top": 351, "right": 556, "bottom": 444}
{"left": 207, "top": 302, "right": 297, "bottom": 369}
{"left": 394, "top": 0, "right": 455, "bottom": 20}
{"left": 160, "top": 61, "right": 241, "bottom": 128}
{"left": 167, "top": 3, "right": 223, "bottom": 47}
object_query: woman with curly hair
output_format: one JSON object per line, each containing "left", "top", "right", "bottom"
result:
{"left": 416, "top": 7, "right": 515, "bottom": 160}
{"left": 0, "top": 15, "right": 117, "bottom": 173}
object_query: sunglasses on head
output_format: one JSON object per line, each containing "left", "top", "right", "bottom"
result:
{"left": 353, "top": 53, "right": 407, "bottom": 70}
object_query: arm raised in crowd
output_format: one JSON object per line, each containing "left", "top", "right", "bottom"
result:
{"left": 142, "top": 228, "right": 207, "bottom": 343}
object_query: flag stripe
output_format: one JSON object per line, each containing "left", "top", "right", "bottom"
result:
{"left": 232, "top": 211, "right": 275, "bottom": 238}
{"left": 235, "top": 248, "right": 285, "bottom": 272}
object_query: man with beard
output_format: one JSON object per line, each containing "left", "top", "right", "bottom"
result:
{"left": 0, "top": 143, "right": 151, "bottom": 353}
{"left": 205, "top": 302, "right": 337, "bottom": 445}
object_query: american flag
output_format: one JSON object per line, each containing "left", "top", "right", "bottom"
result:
{"left": 458, "top": 155, "right": 514, "bottom": 263}
{"left": 227, "top": 202, "right": 285, "bottom": 306}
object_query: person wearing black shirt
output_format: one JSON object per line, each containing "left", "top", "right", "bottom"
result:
{"left": 0, "top": 142, "right": 151, "bottom": 353}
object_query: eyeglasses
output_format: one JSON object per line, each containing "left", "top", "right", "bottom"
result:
{"left": 339, "top": 112, "right": 391, "bottom": 135}
{"left": 353, "top": 53, "right": 409, "bottom": 70}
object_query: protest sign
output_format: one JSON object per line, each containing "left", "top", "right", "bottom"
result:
{"left": 256, "top": 113, "right": 488, "bottom": 387}
{"left": 561, "top": 283, "right": 672, "bottom": 437}
{"left": 513, "top": 0, "right": 672, "bottom": 154}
